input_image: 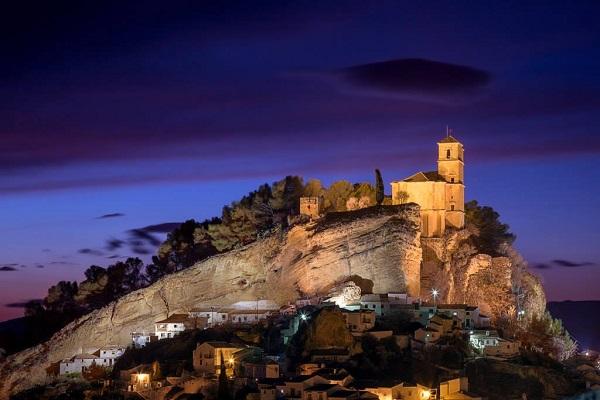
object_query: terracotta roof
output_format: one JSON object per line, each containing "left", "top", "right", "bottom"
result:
{"left": 401, "top": 171, "right": 446, "bottom": 183}
{"left": 155, "top": 313, "right": 189, "bottom": 324}
{"left": 438, "top": 135, "right": 460, "bottom": 143}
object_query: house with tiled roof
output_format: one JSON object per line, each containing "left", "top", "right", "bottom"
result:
{"left": 59, "top": 345, "right": 126, "bottom": 375}
{"left": 154, "top": 313, "right": 191, "bottom": 339}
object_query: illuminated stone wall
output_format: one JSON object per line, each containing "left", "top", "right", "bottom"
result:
{"left": 299, "top": 196, "right": 322, "bottom": 219}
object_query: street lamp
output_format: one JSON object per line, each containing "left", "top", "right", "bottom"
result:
{"left": 431, "top": 289, "right": 439, "bottom": 306}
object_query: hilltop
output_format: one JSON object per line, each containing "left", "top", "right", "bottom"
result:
{"left": 0, "top": 203, "right": 547, "bottom": 397}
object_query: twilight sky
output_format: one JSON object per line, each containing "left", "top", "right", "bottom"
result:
{"left": 1, "top": 1, "right": 600, "bottom": 321}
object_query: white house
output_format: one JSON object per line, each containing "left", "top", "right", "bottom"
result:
{"left": 481, "top": 337, "right": 520, "bottom": 358}
{"left": 155, "top": 314, "right": 190, "bottom": 339}
{"left": 360, "top": 294, "right": 390, "bottom": 316}
{"left": 229, "top": 309, "right": 272, "bottom": 324}
{"left": 59, "top": 345, "right": 126, "bottom": 375}
{"left": 341, "top": 309, "right": 376, "bottom": 333}
{"left": 98, "top": 345, "right": 126, "bottom": 365}
{"left": 436, "top": 304, "right": 480, "bottom": 329}
{"left": 414, "top": 303, "right": 485, "bottom": 329}
{"left": 189, "top": 307, "right": 230, "bottom": 326}
{"left": 131, "top": 332, "right": 155, "bottom": 348}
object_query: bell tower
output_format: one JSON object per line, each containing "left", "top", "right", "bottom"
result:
{"left": 437, "top": 135, "right": 464, "bottom": 184}
{"left": 437, "top": 134, "right": 465, "bottom": 229}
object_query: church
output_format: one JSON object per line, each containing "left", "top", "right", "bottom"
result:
{"left": 390, "top": 135, "right": 465, "bottom": 237}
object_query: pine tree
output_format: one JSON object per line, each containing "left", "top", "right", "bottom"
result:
{"left": 217, "top": 351, "right": 232, "bottom": 400}
{"left": 375, "top": 169, "right": 384, "bottom": 206}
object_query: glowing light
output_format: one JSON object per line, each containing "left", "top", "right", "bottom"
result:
{"left": 431, "top": 288, "right": 439, "bottom": 305}
{"left": 229, "top": 358, "right": 235, "bottom": 364}
{"left": 300, "top": 313, "right": 308, "bottom": 321}
{"left": 420, "top": 389, "right": 431, "bottom": 399}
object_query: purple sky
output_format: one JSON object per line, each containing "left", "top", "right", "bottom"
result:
{"left": 1, "top": 1, "right": 600, "bottom": 321}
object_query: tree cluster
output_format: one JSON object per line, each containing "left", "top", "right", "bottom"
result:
{"left": 150, "top": 176, "right": 304, "bottom": 278}
{"left": 465, "top": 200, "right": 516, "bottom": 256}
{"left": 518, "top": 311, "right": 578, "bottom": 361}
{"left": 20, "top": 258, "right": 148, "bottom": 352}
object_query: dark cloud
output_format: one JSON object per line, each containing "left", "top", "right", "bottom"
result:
{"left": 337, "top": 58, "right": 491, "bottom": 94}
{"left": 48, "top": 261, "right": 78, "bottom": 266}
{"left": 78, "top": 248, "right": 104, "bottom": 256}
{"left": 97, "top": 213, "right": 125, "bottom": 219}
{"left": 531, "top": 263, "right": 552, "bottom": 270}
{"left": 5, "top": 299, "right": 43, "bottom": 308}
{"left": 552, "top": 259, "right": 595, "bottom": 268}
{"left": 101, "top": 223, "right": 174, "bottom": 257}
{"left": 124, "top": 224, "right": 176, "bottom": 254}
{"left": 138, "top": 222, "right": 182, "bottom": 233}
{"left": 35, "top": 264, "right": 45, "bottom": 269}
{"left": 0, "top": 266, "right": 17, "bottom": 271}
{"left": 532, "top": 260, "right": 596, "bottom": 269}
{"left": 106, "top": 238, "right": 125, "bottom": 251}
{"left": 128, "top": 229, "right": 162, "bottom": 247}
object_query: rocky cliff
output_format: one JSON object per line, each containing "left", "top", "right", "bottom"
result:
{"left": 0, "top": 204, "right": 546, "bottom": 398}
{"left": 421, "top": 228, "right": 546, "bottom": 319}
{"left": 0, "top": 205, "right": 422, "bottom": 398}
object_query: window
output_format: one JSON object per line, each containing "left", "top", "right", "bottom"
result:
{"left": 446, "top": 149, "right": 451, "bottom": 159}
{"left": 451, "top": 204, "right": 455, "bottom": 211}
{"left": 451, "top": 178, "right": 455, "bottom": 183}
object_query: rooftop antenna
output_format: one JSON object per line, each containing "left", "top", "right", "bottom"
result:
{"left": 446, "top": 125, "right": 450, "bottom": 137}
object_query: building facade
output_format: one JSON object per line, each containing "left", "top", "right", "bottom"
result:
{"left": 192, "top": 341, "right": 244, "bottom": 376}
{"left": 391, "top": 135, "right": 465, "bottom": 237}
{"left": 299, "top": 197, "right": 322, "bottom": 219}
{"left": 154, "top": 314, "right": 190, "bottom": 339}
{"left": 59, "top": 345, "right": 126, "bottom": 375}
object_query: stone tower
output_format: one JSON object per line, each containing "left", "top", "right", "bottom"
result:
{"left": 299, "top": 197, "right": 322, "bottom": 219}
{"left": 390, "top": 134, "right": 466, "bottom": 237}
{"left": 437, "top": 136, "right": 465, "bottom": 229}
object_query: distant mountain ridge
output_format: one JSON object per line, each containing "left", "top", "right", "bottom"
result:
{"left": 547, "top": 300, "right": 600, "bottom": 351}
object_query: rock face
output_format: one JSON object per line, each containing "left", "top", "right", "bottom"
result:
{"left": 0, "top": 205, "right": 422, "bottom": 398}
{"left": 421, "top": 229, "right": 546, "bottom": 320}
